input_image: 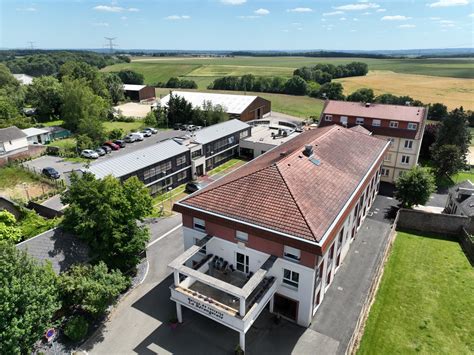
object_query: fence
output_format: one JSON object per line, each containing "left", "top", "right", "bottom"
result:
{"left": 27, "top": 201, "right": 64, "bottom": 218}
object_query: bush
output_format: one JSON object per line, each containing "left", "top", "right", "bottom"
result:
{"left": 63, "top": 316, "right": 89, "bottom": 342}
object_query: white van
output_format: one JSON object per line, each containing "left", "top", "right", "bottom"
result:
{"left": 130, "top": 132, "right": 144, "bottom": 141}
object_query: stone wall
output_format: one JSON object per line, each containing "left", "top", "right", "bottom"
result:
{"left": 0, "top": 145, "right": 47, "bottom": 167}
{"left": 397, "top": 209, "right": 470, "bottom": 235}
{"left": 0, "top": 196, "right": 22, "bottom": 219}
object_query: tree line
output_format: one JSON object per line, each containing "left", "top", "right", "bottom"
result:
{"left": 293, "top": 62, "right": 369, "bottom": 84}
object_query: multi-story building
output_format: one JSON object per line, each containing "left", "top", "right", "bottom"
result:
{"left": 169, "top": 125, "right": 389, "bottom": 350}
{"left": 318, "top": 100, "right": 428, "bottom": 183}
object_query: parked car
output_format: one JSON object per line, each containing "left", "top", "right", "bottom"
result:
{"left": 141, "top": 129, "right": 152, "bottom": 137}
{"left": 81, "top": 149, "right": 99, "bottom": 159}
{"left": 174, "top": 123, "right": 185, "bottom": 130}
{"left": 131, "top": 132, "right": 144, "bottom": 141}
{"left": 144, "top": 127, "right": 158, "bottom": 134}
{"left": 42, "top": 167, "right": 60, "bottom": 179}
{"left": 124, "top": 134, "right": 136, "bottom": 143}
{"left": 187, "top": 125, "right": 198, "bottom": 132}
{"left": 95, "top": 147, "right": 106, "bottom": 156}
{"left": 101, "top": 145, "right": 112, "bottom": 153}
{"left": 113, "top": 139, "right": 126, "bottom": 148}
{"left": 185, "top": 181, "right": 209, "bottom": 193}
{"left": 104, "top": 141, "right": 120, "bottom": 150}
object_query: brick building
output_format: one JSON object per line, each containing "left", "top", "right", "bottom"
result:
{"left": 318, "top": 100, "right": 428, "bottom": 183}
{"left": 169, "top": 125, "right": 389, "bottom": 350}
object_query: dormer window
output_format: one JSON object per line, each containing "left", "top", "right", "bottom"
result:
{"left": 372, "top": 119, "right": 381, "bottom": 127}
{"left": 356, "top": 117, "right": 364, "bottom": 125}
{"left": 408, "top": 123, "right": 418, "bottom": 130}
{"left": 389, "top": 121, "right": 399, "bottom": 128}
{"left": 325, "top": 115, "right": 332, "bottom": 122}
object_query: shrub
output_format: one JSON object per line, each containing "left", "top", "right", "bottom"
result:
{"left": 63, "top": 315, "right": 89, "bottom": 342}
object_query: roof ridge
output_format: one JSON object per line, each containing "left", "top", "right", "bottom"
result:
{"left": 274, "top": 164, "right": 316, "bottom": 242}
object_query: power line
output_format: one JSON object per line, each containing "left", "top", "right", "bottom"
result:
{"left": 27, "top": 41, "right": 35, "bottom": 50}
{"left": 104, "top": 37, "right": 117, "bottom": 53}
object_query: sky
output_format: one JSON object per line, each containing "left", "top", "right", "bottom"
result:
{"left": 1, "top": 0, "right": 473, "bottom": 50}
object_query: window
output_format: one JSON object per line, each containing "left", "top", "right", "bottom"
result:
{"left": 191, "top": 149, "right": 202, "bottom": 159}
{"left": 381, "top": 168, "right": 390, "bottom": 177}
{"left": 407, "top": 123, "right": 417, "bottom": 130}
{"left": 236, "top": 230, "right": 248, "bottom": 242}
{"left": 325, "top": 115, "right": 332, "bottom": 121}
{"left": 193, "top": 217, "right": 206, "bottom": 232}
{"left": 283, "top": 246, "right": 301, "bottom": 262}
{"left": 236, "top": 252, "right": 249, "bottom": 273}
{"left": 401, "top": 155, "right": 410, "bottom": 165}
{"left": 338, "top": 228, "right": 345, "bottom": 245}
{"left": 389, "top": 121, "right": 399, "bottom": 128}
{"left": 283, "top": 269, "right": 299, "bottom": 289}
{"left": 240, "top": 130, "right": 249, "bottom": 139}
{"left": 372, "top": 119, "right": 381, "bottom": 127}
{"left": 356, "top": 117, "right": 364, "bottom": 125}
{"left": 176, "top": 155, "right": 187, "bottom": 166}
{"left": 340, "top": 116, "right": 348, "bottom": 125}
{"left": 384, "top": 153, "right": 392, "bottom": 162}
{"left": 177, "top": 170, "right": 188, "bottom": 182}
{"left": 404, "top": 140, "right": 413, "bottom": 149}
{"left": 143, "top": 161, "right": 172, "bottom": 181}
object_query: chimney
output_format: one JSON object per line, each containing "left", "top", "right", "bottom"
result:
{"left": 303, "top": 144, "right": 313, "bottom": 157}
{"left": 365, "top": 102, "right": 371, "bottom": 108}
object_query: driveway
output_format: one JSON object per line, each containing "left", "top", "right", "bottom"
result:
{"left": 81, "top": 195, "right": 397, "bottom": 355}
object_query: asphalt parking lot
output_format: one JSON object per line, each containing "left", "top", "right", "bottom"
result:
{"left": 23, "top": 129, "right": 185, "bottom": 183}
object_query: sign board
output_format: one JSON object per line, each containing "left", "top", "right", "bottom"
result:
{"left": 187, "top": 297, "right": 224, "bottom": 320}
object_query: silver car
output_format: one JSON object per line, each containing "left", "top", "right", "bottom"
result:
{"left": 81, "top": 149, "right": 99, "bottom": 159}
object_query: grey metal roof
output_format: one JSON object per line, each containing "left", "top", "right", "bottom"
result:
{"left": 192, "top": 119, "right": 250, "bottom": 145}
{"left": 88, "top": 139, "right": 189, "bottom": 179}
{"left": 0, "top": 126, "right": 27, "bottom": 142}
{"left": 16, "top": 228, "right": 90, "bottom": 274}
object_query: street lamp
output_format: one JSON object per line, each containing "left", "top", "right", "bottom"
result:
{"left": 168, "top": 186, "right": 173, "bottom": 211}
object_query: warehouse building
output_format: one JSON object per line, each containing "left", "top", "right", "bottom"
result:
{"left": 123, "top": 84, "right": 155, "bottom": 102}
{"left": 160, "top": 91, "right": 271, "bottom": 121}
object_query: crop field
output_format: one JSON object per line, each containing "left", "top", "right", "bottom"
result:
{"left": 336, "top": 70, "right": 474, "bottom": 110}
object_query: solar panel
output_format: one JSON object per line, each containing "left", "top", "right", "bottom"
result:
{"left": 309, "top": 157, "right": 321, "bottom": 166}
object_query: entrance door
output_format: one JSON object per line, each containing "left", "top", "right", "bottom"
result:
{"left": 257, "top": 108, "right": 262, "bottom": 119}
{"left": 273, "top": 294, "right": 298, "bottom": 321}
{"left": 196, "top": 165, "right": 204, "bottom": 176}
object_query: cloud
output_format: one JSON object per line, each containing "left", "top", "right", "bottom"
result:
{"left": 16, "top": 7, "right": 37, "bottom": 12}
{"left": 440, "top": 20, "right": 455, "bottom": 23}
{"left": 376, "top": 8, "right": 386, "bottom": 12}
{"left": 93, "top": 5, "right": 139, "bottom": 12}
{"left": 399, "top": 24, "right": 416, "bottom": 28}
{"left": 427, "top": 0, "right": 468, "bottom": 7}
{"left": 469, "top": 13, "right": 474, "bottom": 17}
{"left": 441, "top": 23, "right": 455, "bottom": 27}
{"left": 353, "top": 18, "right": 359, "bottom": 21}
{"left": 165, "top": 15, "right": 191, "bottom": 20}
{"left": 221, "top": 0, "right": 246, "bottom": 5}
{"left": 287, "top": 7, "right": 313, "bottom": 12}
{"left": 323, "top": 11, "right": 344, "bottom": 16}
{"left": 340, "top": 17, "right": 347, "bottom": 20}
{"left": 381, "top": 15, "right": 412, "bottom": 21}
{"left": 292, "top": 22, "right": 302, "bottom": 26}
{"left": 254, "top": 8, "right": 269, "bottom": 15}
{"left": 93, "top": 22, "right": 109, "bottom": 27}
{"left": 429, "top": 16, "right": 441, "bottom": 20}
{"left": 120, "top": 16, "right": 127, "bottom": 20}
{"left": 238, "top": 15, "right": 260, "bottom": 19}
{"left": 334, "top": 3, "right": 379, "bottom": 10}
{"left": 362, "top": 12, "right": 372, "bottom": 15}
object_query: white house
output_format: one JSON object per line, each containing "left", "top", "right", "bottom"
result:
{"left": 13, "top": 74, "right": 34, "bottom": 86}
{"left": 0, "top": 126, "right": 28, "bottom": 155}
{"left": 22, "top": 127, "right": 51, "bottom": 145}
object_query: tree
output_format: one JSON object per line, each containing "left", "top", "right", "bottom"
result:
{"left": 59, "top": 262, "right": 130, "bottom": 317}
{"left": 428, "top": 103, "right": 448, "bottom": 121}
{"left": 116, "top": 70, "right": 144, "bottom": 85}
{"left": 0, "top": 211, "right": 22, "bottom": 243}
{"left": 167, "top": 93, "right": 194, "bottom": 126}
{"left": 108, "top": 128, "right": 124, "bottom": 140}
{"left": 61, "top": 174, "right": 153, "bottom": 271}
{"left": 419, "top": 123, "right": 439, "bottom": 161}
{"left": 394, "top": 167, "right": 436, "bottom": 208}
{"left": 433, "top": 108, "right": 471, "bottom": 157}
{"left": 431, "top": 144, "right": 465, "bottom": 177}
{"left": 311, "top": 82, "right": 345, "bottom": 100}
{"left": 103, "top": 73, "right": 124, "bottom": 104}
{"left": 0, "top": 64, "right": 20, "bottom": 88}
{"left": 283, "top": 75, "right": 308, "bottom": 95}
{"left": 26, "top": 76, "right": 63, "bottom": 119}
{"left": 0, "top": 241, "right": 60, "bottom": 353}
{"left": 144, "top": 111, "right": 158, "bottom": 127}
{"left": 76, "top": 134, "right": 94, "bottom": 151}
{"left": 59, "top": 61, "right": 109, "bottom": 100}
{"left": 346, "top": 88, "right": 375, "bottom": 103}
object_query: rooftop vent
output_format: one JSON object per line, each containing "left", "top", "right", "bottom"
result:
{"left": 303, "top": 144, "right": 313, "bottom": 157}
{"left": 365, "top": 102, "right": 371, "bottom": 108}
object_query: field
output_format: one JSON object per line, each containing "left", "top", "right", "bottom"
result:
{"left": 336, "top": 70, "right": 474, "bottom": 110}
{"left": 358, "top": 231, "right": 474, "bottom": 354}
{"left": 155, "top": 88, "right": 324, "bottom": 119}
{"left": 0, "top": 166, "right": 56, "bottom": 201}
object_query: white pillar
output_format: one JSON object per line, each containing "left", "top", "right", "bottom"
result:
{"left": 269, "top": 296, "right": 274, "bottom": 313}
{"left": 176, "top": 303, "right": 183, "bottom": 323}
{"left": 174, "top": 271, "right": 180, "bottom": 286}
{"left": 239, "top": 331, "right": 245, "bottom": 352}
{"left": 239, "top": 298, "right": 246, "bottom": 317}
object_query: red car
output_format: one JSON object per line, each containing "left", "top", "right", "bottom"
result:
{"left": 104, "top": 141, "right": 120, "bottom": 150}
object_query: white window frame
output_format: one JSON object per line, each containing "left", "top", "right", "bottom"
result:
{"left": 283, "top": 246, "right": 301, "bottom": 262}
{"left": 236, "top": 230, "right": 248, "bottom": 242}
{"left": 401, "top": 155, "right": 410, "bottom": 165}
{"left": 325, "top": 115, "right": 332, "bottom": 122}
{"left": 372, "top": 119, "right": 381, "bottom": 127}
{"left": 283, "top": 269, "right": 299, "bottom": 289}
{"left": 408, "top": 123, "right": 418, "bottom": 130}
{"left": 356, "top": 117, "right": 364, "bottom": 125}
{"left": 193, "top": 217, "right": 206, "bottom": 232}
{"left": 404, "top": 140, "right": 413, "bottom": 149}
{"left": 236, "top": 252, "right": 249, "bottom": 273}
{"left": 389, "top": 121, "right": 399, "bottom": 128}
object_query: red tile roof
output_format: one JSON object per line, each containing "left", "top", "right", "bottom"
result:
{"left": 323, "top": 100, "right": 426, "bottom": 123}
{"left": 349, "top": 125, "right": 372, "bottom": 135}
{"left": 176, "top": 126, "right": 388, "bottom": 244}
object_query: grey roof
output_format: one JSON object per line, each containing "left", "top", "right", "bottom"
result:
{"left": 16, "top": 228, "right": 90, "bottom": 273}
{"left": 0, "top": 126, "right": 27, "bottom": 142}
{"left": 88, "top": 139, "right": 189, "bottom": 179}
{"left": 192, "top": 119, "right": 250, "bottom": 145}
{"left": 449, "top": 180, "right": 474, "bottom": 217}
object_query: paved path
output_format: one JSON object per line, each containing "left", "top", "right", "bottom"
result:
{"left": 80, "top": 195, "right": 396, "bottom": 355}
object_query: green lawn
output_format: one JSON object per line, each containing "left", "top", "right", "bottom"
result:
{"left": 452, "top": 168, "right": 474, "bottom": 184}
{"left": 207, "top": 158, "right": 246, "bottom": 176}
{"left": 0, "top": 166, "right": 38, "bottom": 189}
{"left": 40, "top": 120, "right": 64, "bottom": 127}
{"left": 103, "top": 120, "right": 144, "bottom": 133}
{"left": 358, "top": 231, "right": 474, "bottom": 354}
{"left": 155, "top": 88, "right": 324, "bottom": 119}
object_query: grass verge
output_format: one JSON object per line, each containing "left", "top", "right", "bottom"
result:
{"left": 358, "top": 231, "right": 474, "bottom": 354}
